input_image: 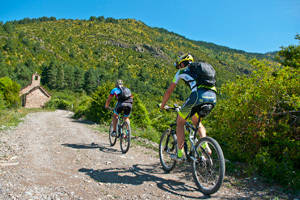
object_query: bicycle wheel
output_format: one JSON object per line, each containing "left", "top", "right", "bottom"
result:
{"left": 120, "top": 121, "right": 131, "bottom": 154}
{"left": 108, "top": 122, "right": 117, "bottom": 146}
{"left": 159, "top": 129, "right": 177, "bottom": 172}
{"left": 192, "top": 137, "right": 225, "bottom": 195}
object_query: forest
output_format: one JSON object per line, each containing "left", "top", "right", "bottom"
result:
{"left": 0, "top": 17, "right": 299, "bottom": 191}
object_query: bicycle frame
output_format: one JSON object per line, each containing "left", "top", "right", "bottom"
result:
{"left": 167, "top": 104, "right": 203, "bottom": 162}
{"left": 115, "top": 115, "right": 125, "bottom": 136}
{"left": 184, "top": 117, "right": 201, "bottom": 161}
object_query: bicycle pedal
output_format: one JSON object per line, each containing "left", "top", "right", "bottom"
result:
{"left": 111, "top": 132, "right": 117, "bottom": 137}
{"left": 170, "top": 154, "right": 185, "bottom": 162}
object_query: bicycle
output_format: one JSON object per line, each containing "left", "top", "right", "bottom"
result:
{"left": 107, "top": 107, "right": 131, "bottom": 154}
{"left": 159, "top": 103, "right": 225, "bottom": 195}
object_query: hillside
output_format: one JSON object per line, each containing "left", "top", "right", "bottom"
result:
{"left": 0, "top": 16, "right": 274, "bottom": 100}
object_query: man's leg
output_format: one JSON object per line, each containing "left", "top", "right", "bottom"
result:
{"left": 124, "top": 117, "right": 130, "bottom": 125}
{"left": 112, "top": 113, "right": 118, "bottom": 131}
{"left": 176, "top": 115, "right": 186, "bottom": 158}
{"left": 191, "top": 115, "right": 211, "bottom": 154}
{"left": 191, "top": 115, "right": 206, "bottom": 138}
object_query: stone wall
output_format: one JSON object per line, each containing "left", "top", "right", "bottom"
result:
{"left": 24, "top": 88, "right": 50, "bottom": 108}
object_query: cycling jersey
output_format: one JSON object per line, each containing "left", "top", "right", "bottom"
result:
{"left": 110, "top": 87, "right": 122, "bottom": 98}
{"left": 173, "top": 68, "right": 197, "bottom": 92}
{"left": 109, "top": 87, "right": 133, "bottom": 117}
{"left": 173, "top": 67, "right": 217, "bottom": 92}
{"left": 172, "top": 66, "right": 217, "bottom": 119}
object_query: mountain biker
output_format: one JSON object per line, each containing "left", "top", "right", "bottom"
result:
{"left": 160, "top": 53, "right": 217, "bottom": 161}
{"left": 105, "top": 79, "right": 133, "bottom": 137}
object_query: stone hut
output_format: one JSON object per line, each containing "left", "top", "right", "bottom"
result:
{"left": 19, "top": 72, "right": 51, "bottom": 108}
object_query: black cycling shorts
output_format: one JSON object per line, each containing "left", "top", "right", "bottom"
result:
{"left": 179, "top": 88, "right": 216, "bottom": 119}
{"left": 114, "top": 102, "right": 132, "bottom": 117}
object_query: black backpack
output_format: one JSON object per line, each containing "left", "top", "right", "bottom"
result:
{"left": 189, "top": 62, "right": 216, "bottom": 87}
{"left": 118, "top": 86, "right": 132, "bottom": 101}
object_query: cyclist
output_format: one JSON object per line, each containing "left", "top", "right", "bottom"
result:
{"left": 160, "top": 53, "right": 217, "bottom": 161}
{"left": 105, "top": 79, "right": 133, "bottom": 137}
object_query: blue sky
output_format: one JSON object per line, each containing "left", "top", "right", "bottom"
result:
{"left": 1, "top": 0, "right": 299, "bottom": 53}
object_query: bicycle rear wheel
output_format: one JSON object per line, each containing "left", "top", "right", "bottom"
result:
{"left": 108, "top": 122, "right": 117, "bottom": 146}
{"left": 159, "top": 129, "right": 177, "bottom": 172}
{"left": 192, "top": 137, "right": 225, "bottom": 195}
{"left": 120, "top": 121, "right": 131, "bottom": 154}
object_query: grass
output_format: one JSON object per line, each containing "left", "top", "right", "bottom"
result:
{"left": 0, "top": 108, "right": 54, "bottom": 131}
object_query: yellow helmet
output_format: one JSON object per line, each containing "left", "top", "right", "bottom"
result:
{"left": 174, "top": 53, "right": 194, "bottom": 68}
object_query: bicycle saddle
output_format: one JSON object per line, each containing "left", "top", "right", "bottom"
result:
{"left": 192, "top": 103, "right": 215, "bottom": 118}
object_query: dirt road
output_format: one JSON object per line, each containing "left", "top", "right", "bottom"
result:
{"left": 0, "top": 110, "right": 290, "bottom": 199}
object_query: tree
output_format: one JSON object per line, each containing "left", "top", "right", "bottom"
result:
{"left": 63, "top": 65, "right": 75, "bottom": 90}
{"left": 84, "top": 68, "right": 97, "bottom": 94}
{"left": 0, "top": 77, "right": 21, "bottom": 108}
{"left": 47, "top": 62, "right": 58, "bottom": 89}
{"left": 276, "top": 34, "right": 300, "bottom": 68}
{"left": 56, "top": 65, "right": 65, "bottom": 90}
{"left": 13, "top": 64, "right": 32, "bottom": 87}
{"left": 3, "top": 38, "right": 17, "bottom": 52}
{"left": 3, "top": 23, "right": 14, "bottom": 33}
{"left": 74, "top": 66, "right": 85, "bottom": 92}
{"left": 0, "top": 63, "right": 9, "bottom": 78}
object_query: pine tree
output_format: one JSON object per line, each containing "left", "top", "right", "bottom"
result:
{"left": 74, "top": 66, "right": 84, "bottom": 92}
{"left": 84, "top": 68, "right": 97, "bottom": 94}
{"left": 63, "top": 65, "right": 75, "bottom": 90}
{"left": 48, "top": 61, "right": 58, "bottom": 89}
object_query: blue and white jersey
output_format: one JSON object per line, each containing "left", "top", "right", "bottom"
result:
{"left": 109, "top": 87, "right": 121, "bottom": 99}
{"left": 172, "top": 68, "right": 197, "bottom": 92}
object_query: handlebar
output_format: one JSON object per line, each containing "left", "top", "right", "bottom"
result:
{"left": 105, "top": 106, "right": 113, "bottom": 111}
{"left": 157, "top": 104, "right": 181, "bottom": 112}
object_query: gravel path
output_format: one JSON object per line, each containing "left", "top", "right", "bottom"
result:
{"left": 0, "top": 110, "right": 292, "bottom": 199}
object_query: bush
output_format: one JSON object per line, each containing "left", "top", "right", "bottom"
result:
{"left": 130, "top": 94, "right": 151, "bottom": 129}
{"left": 73, "top": 95, "right": 92, "bottom": 119}
{"left": 45, "top": 98, "right": 72, "bottom": 110}
{"left": 84, "top": 82, "right": 114, "bottom": 124}
{"left": 0, "top": 77, "right": 21, "bottom": 108}
{"left": 208, "top": 59, "right": 300, "bottom": 189}
{"left": 0, "top": 93, "right": 6, "bottom": 110}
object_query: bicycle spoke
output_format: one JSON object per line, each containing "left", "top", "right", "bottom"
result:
{"left": 120, "top": 122, "right": 131, "bottom": 153}
{"left": 192, "top": 137, "right": 225, "bottom": 195}
{"left": 159, "top": 130, "right": 177, "bottom": 172}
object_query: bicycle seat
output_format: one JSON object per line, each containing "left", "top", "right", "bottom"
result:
{"left": 191, "top": 103, "right": 215, "bottom": 118}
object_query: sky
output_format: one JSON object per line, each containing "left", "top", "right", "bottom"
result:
{"left": 0, "top": 0, "right": 299, "bottom": 53}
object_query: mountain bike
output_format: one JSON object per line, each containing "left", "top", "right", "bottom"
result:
{"left": 159, "top": 104, "right": 225, "bottom": 195}
{"left": 107, "top": 107, "right": 131, "bottom": 154}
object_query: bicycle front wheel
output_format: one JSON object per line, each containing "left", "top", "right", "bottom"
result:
{"left": 120, "top": 121, "right": 131, "bottom": 154}
{"left": 108, "top": 122, "right": 117, "bottom": 146}
{"left": 159, "top": 129, "right": 177, "bottom": 172}
{"left": 192, "top": 137, "right": 225, "bottom": 195}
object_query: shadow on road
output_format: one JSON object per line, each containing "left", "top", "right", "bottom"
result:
{"left": 79, "top": 163, "right": 211, "bottom": 199}
{"left": 71, "top": 119, "right": 96, "bottom": 125}
{"left": 62, "top": 143, "right": 119, "bottom": 153}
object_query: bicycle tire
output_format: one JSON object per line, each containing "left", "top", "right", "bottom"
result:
{"left": 120, "top": 121, "right": 131, "bottom": 154}
{"left": 192, "top": 137, "right": 225, "bottom": 195}
{"left": 108, "top": 122, "right": 117, "bottom": 146}
{"left": 159, "top": 129, "right": 177, "bottom": 172}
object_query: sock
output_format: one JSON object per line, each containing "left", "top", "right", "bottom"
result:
{"left": 177, "top": 148, "right": 183, "bottom": 158}
{"left": 201, "top": 142, "right": 208, "bottom": 149}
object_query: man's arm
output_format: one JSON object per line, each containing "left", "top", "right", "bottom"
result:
{"left": 105, "top": 95, "right": 113, "bottom": 109}
{"left": 160, "top": 82, "right": 176, "bottom": 109}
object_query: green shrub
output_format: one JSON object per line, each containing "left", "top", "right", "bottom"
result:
{"left": 208, "top": 59, "right": 300, "bottom": 189}
{"left": 0, "top": 93, "right": 6, "bottom": 110}
{"left": 73, "top": 95, "right": 92, "bottom": 119}
{"left": 0, "top": 77, "right": 21, "bottom": 108}
{"left": 85, "top": 82, "right": 115, "bottom": 124}
{"left": 45, "top": 98, "right": 72, "bottom": 110}
{"left": 130, "top": 94, "right": 151, "bottom": 129}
